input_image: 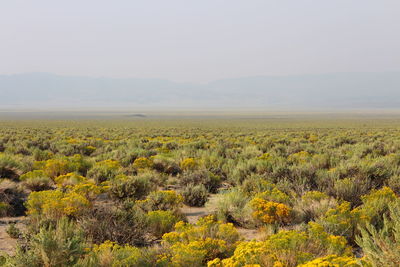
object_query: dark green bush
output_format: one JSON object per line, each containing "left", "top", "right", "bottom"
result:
{"left": 182, "top": 184, "right": 208, "bottom": 207}
{"left": 79, "top": 205, "right": 149, "bottom": 246}
{"left": 109, "top": 174, "right": 156, "bottom": 201}
{"left": 179, "top": 170, "right": 221, "bottom": 193}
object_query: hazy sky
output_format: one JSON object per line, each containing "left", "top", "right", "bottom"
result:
{"left": 1, "top": 0, "right": 399, "bottom": 82}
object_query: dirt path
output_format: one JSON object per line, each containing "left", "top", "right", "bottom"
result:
{"left": 180, "top": 194, "right": 264, "bottom": 241}
{"left": 0, "top": 217, "right": 27, "bottom": 256}
{"left": 180, "top": 194, "right": 219, "bottom": 224}
{"left": 236, "top": 228, "right": 264, "bottom": 241}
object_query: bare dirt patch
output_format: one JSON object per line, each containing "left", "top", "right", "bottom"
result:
{"left": 180, "top": 194, "right": 263, "bottom": 241}
{"left": 0, "top": 217, "right": 27, "bottom": 256}
{"left": 180, "top": 194, "right": 219, "bottom": 224}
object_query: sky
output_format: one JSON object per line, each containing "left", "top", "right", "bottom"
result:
{"left": 1, "top": 0, "right": 399, "bottom": 83}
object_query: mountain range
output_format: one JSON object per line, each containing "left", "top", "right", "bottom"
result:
{"left": 1, "top": 72, "right": 400, "bottom": 110}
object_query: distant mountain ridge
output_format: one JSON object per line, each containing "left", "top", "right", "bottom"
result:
{"left": 1, "top": 72, "right": 400, "bottom": 109}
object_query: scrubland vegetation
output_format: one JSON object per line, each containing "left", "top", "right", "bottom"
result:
{"left": 1, "top": 118, "right": 400, "bottom": 266}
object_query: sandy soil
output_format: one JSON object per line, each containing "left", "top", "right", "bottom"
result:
{"left": 180, "top": 194, "right": 219, "bottom": 224}
{"left": 180, "top": 194, "right": 264, "bottom": 241}
{"left": 0, "top": 217, "right": 26, "bottom": 256}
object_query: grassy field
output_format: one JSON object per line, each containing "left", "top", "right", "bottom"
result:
{"left": 1, "top": 115, "right": 400, "bottom": 266}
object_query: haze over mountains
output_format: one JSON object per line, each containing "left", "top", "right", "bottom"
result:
{"left": 1, "top": 72, "right": 400, "bottom": 110}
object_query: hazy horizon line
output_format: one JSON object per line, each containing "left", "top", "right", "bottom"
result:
{"left": 2, "top": 70, "right": 400, "bottom": 84}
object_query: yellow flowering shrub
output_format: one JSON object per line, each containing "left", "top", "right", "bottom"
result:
{"left": 41, "top": 158, "right": 69, "bottom": 178}
{"left": 298, "top": 255, "right": 360, "bottom": 267}
{"left": 209, "top": 226, "right": 352, "bottom": 267}
{"left": 55, "top": 172, "right": 86, "bottom": 186}
{"left": 19, "top": 170, "right": 49, "bottom": 181}
{"left": 180, "top": 157, "right": 198, "bottom": 170}
{"left": 307, "top": 222, "right": 353, "bottom": 256}
{"left": 308, "top": 134, "right": 319, "bottom": 143}
{"left": 168, "top": 238, "right": 228, "bottom": 266}
{"left": 251, "top": 198, "right": 291, "bottom": 225}
{"left": 26, "top": 189, "right": 90, "bottom": 220}
{"left": 132, "top": 157, "right": 153, "bottom": 169}
{"left": 209, "top": 241, "right": 273, "bottom": 267}
{"left": 67, "top": 138, "right": 79, "bottom": 144}
{"left": 360, "top": 186, "right": 399, "bottom": 228}
{"left": 87, "top": 159, "right": 121, "bottom": 183}
{"left": 316, "top": 202, "right": 365, "bottom": 241}
{"left": 265, "top": 230, "right": 312, "bottom": 265}
{"left": 32, "top": 160, "right": 47, "bottom": 170}
{"left": 301, "top": 191, "right": 330, "bottom": 202}
{"left": 66, "top": 181, "right": 109, "bottom": 200}
{"left": 163, "top": 216, "right": 240, "bottom": 245}
{"left": 258, "top": 153, "right": 272, "bottom": 161}
{"left": 35, "top": 155, "right": 90, "bottom": 178}
{"left": 140, "top": 190, "right": 183, "bottom": 211}
{"left": 288, "top": 151, "right": 311, "bottom": 164}
{"left": 255, "top": 188, "right": 291, "bottom": 204}
{"left": 61, "top": 192, "right": 91, "bottom": 216}
{"left": 97, "top": 159, "right": 121, "bottom": 170}
{"left": 80, "top": 240, "right": 143, "bottom": 266}
{"left": 162, "top": 215, "right": 240, "bottom": 266}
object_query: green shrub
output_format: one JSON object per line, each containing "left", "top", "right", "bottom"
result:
{"left": 87, "top": 160, "right": 121, "bottom": 183}
{"left": 179, "top": 170, "right": 221, "bottom": 193}
{"left": 20, "top": 170, "right": 53, "bottom": 191}
{"left": 11, "top": 218, "right": 87, "bottom": 267}
{"left": 109, "top": 174, "right": 156, "bottom": 201}
{"left": 79, "top": 205, "right": 150, "bottom": 246}
{"left": 182, "top": 184, "right": 208, "bottom": 207}
{"left": 213, "top": 189, "right": 254, "bottom": 227}
{"left": 240, "top": 175, "right": 275, "bottom": 196}
{"left": 293, "top": 191, "right": 338, "bottom": 223}
{"left": 76, "top": 240, "right": 158, "bottom": 267}
{"left": 147, "top": 210, "right": 180, "bottom": 239}
{"left": 23, "top": 176, "right": 53, "bottom": 192}
{"left": 152, "top": 156, "right": 181, "bottom": 175}
{"left": 386, "top": 175, "right": 400, "bottom": 194}
{"left": 0, "top": 154, "right": 23, "bottom": 180}
{"left": 356, "top": 202, "right": 400, "bottom": 266}
{"left": 32, "top": 149, "right": 53, "bottom": 161}
{"left": 332, "top": 177, "right": 370, "bottom": 206}
{"left": 0, "top": 202, "right": 10, "bottom": 217}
